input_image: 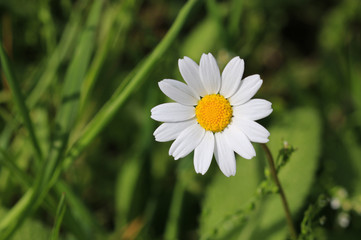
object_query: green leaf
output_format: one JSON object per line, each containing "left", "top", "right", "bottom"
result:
{"left": 200, "top": 107, "right": 321, "bottom": 239}
{"left": 199, "top": 153, "right": 263, "bottom": 239}
{"left": 0, "top": 207, "right": 51, "bottom": 240}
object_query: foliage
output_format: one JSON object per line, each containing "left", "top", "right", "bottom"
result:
{"left": 0, "top": 0, "right": 361, "bottom": 239}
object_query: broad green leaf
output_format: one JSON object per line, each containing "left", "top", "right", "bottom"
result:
{"left": 200, "top": 107, "right": 321, "bottom": 239}
{"left": 199, "top": 153, "right": 262, "bottom": 239}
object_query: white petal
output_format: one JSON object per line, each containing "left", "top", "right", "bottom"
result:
{"left": 199, "top": 53, "right": 221, "bottom": 94}
{"left": 169, "top": 123, "right": 205, "bottom": 160}
{"left": 178, "top": 57, "right": 207, "bottom": 97}
{"left": 154, "top": 119, "right": 197, "bottom": 142}
{"left": 220, "top": 57, "right": 244, "bottom": 98}
{"left": 222, "top": 123, "right": 256, "bottom": 159}
{"left": 151, "top": 103, "right": 195, "bottom": 122}
{"left": 158, "top": 79, "right": 199, "bottom": 105}
{"left": 233, "top": 99, "right": 273, "bottom": 121}
{"left": 214, "top": 132, "right": 236, "bottom": 177}
{"left": 232, "top": 117, "right": 270, "bottom": 143}
{"left": 194, "top": 131, "right": 214, "bottom": 175}
{"left": 229, "top": 74, "right": 263, "bottom": 106}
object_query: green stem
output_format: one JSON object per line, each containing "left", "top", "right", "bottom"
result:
{"left": 51, "top": 193, "right": 67, "bottom": 240}
{"left": 0, "top": 41, "right": 43, "bottom": 160}
{"left": 261, "top": 144, "right": 297, "bottom": 240}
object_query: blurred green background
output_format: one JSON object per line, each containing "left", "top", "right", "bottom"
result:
{"left": 0, "top": 0, "right": 360, "bottom": 239}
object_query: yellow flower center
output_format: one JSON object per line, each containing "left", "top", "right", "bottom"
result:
{"left": 195, "top": 94, "right": 233, "bottom": 132}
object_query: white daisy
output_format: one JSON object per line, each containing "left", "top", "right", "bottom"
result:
{"left": 151, "top": 53, "right": 272, "bottom": 177}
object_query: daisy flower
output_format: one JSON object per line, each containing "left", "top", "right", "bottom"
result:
{"left": 151, "top": 53, "right": 272, "bottom": 177}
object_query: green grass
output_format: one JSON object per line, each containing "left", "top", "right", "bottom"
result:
{"left": 0, "top": 0, "right": 361, "bottom": 239}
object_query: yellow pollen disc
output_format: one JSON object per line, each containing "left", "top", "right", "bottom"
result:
{"left": 195, "top": 94, "right": 233, "bottom": 132}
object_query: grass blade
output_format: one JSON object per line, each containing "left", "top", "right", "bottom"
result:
{"left": 79, "top": 3, "right": 117, "bottom": 111}
{"left": 55, "top": 0, "right": 102, "bottom": 131}
{"left": 80, "top": 0, "right": 140, "bottom": 112}
{"left": 65, "top": 0, "right": 199, "bottom": 167}
{"left": 27, "top": 0, "right": 86, "bottom": 109}
{"left": 0, "top": 0, "right": 103, "bottom": 238}
{"left": 0, "top": 41, "right": 43, "bottom": 160}
{"left": 228, "top": 0, "right": 243, "bottom": 37}
{"left": 51, "top": 193, "right": 67, "bottom": 240}
{"left": 0, "top": 148, "right": 99, "bottom": 239}
{"left": 164, "top": 176, "right": 185, "bottom": 240}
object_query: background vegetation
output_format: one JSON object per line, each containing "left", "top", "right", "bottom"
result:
{"left": 0, "top": 0, "right": 360, "bottom": 239}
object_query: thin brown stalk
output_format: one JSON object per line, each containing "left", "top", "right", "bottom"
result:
{"left": 261, "top": 143, "right": 297, "bottom": 240}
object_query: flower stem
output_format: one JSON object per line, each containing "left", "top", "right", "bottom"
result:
{"left": 261, "top": 144, "right": 297, "bottom": 240}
